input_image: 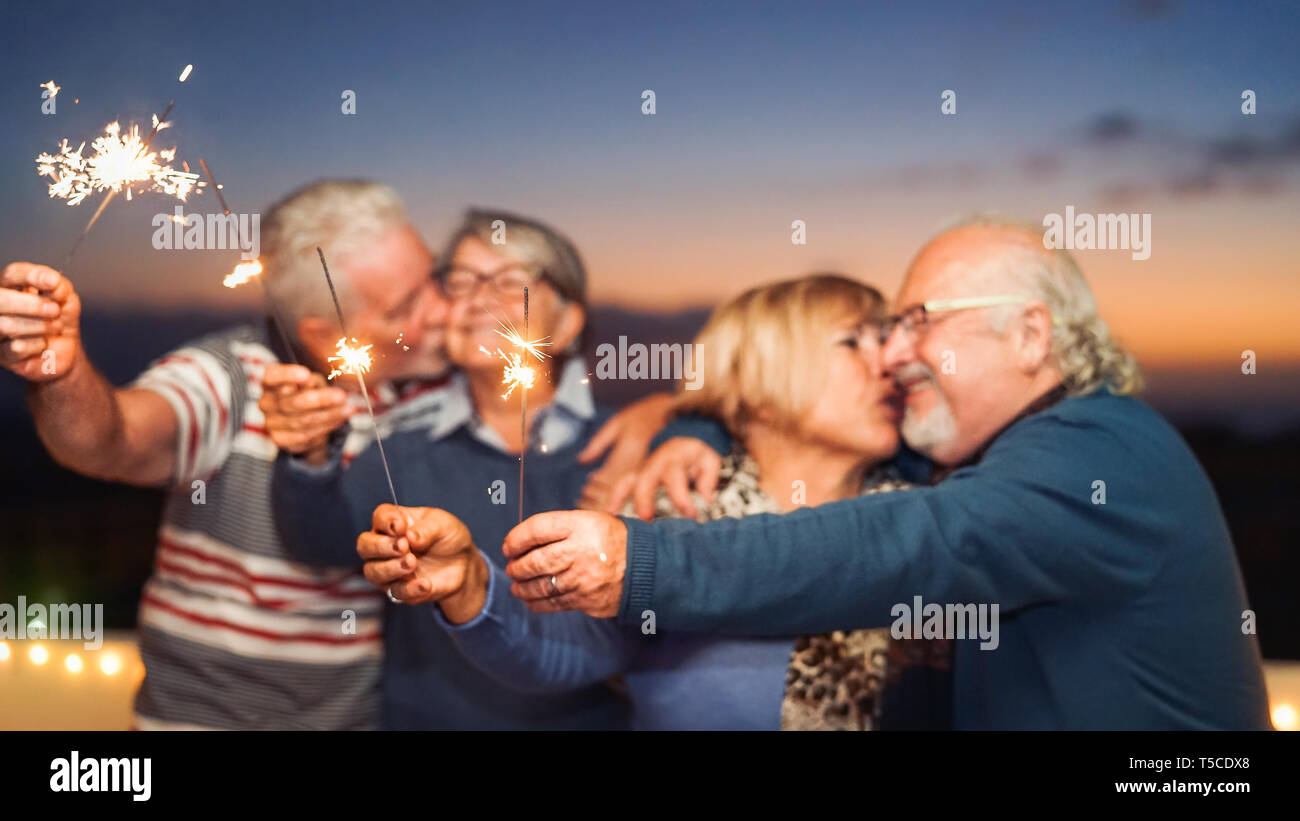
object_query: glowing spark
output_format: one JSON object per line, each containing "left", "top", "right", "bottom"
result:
{"left": 494, "top": 316, "right": 551, "bottom": 362}
{"left": 479, "top": 345, "right": 536, "bottom": 399}
{"left": 40, "top": 80, "right": 60, "bottom": 98}
{"left": 35, "top": 119, "right": 200, "bottom": 207}
{"left": 222, "top": 259, "right": 263, "bottom": 288}
{"left": 178, "top": 64, "right": 193, "bottom": 82}
{"left": 327, "top": 337, "right": 373, "bottom": 381}
{"left": 395, "top": 332, "right": 409, "bottom": 351}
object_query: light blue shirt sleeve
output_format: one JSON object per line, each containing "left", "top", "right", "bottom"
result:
{"left": 433, "top": 553, "right": 641, "bottom": 694}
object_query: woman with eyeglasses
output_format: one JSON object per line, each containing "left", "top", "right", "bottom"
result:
{"left": 355, "top": 273, "right": 918, "bottom": 730}
{"left": 271, "top": 208, "right": 668, "bottom": 730}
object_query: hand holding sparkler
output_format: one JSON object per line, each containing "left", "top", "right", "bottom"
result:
{"left": 0, "top": 262, "right": 82, "bottom": 382}
{"left": 259, "top": 364, "right": 352, "bottom": 464}
{"left": 357, "top": 504, "right": 490, "bottom": 617}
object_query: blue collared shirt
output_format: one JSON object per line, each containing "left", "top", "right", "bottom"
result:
{"left": 426, "top": 356, "right": 595, "bottom": 454}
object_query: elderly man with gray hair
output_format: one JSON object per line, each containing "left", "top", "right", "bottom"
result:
{"left": 0, "top": 179, "right": 453, "bottom": 729}
{"left": 491, "top": 214, "right": 1271, "bottom": 730}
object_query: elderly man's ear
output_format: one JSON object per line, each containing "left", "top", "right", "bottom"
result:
{"left": 1014, "top": 302, "right": 1056, "bottom": 373}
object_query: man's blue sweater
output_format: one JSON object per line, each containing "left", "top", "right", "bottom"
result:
{"left": 272, "top": 415, "right": 628, "bottom": 730}
{"left": 620, "top": 390, "right": 1271, "bottom": 729}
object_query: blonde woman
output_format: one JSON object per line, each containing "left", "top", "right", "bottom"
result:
{"left": 355, "top": 273, "right": 912, "bottom": 730}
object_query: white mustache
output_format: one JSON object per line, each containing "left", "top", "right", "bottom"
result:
{"left": 894, "top": 362, "right": 936, "bottom": 390}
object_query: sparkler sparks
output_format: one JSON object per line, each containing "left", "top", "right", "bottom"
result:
{"left": 222, "top": 259, "right": 263, "bottom": 288}
{"left": 480, "top": 346, "right": 537, "bottom": 399}
{"left": 40, "top": 81, "right": 60, "bottom": 98}
{"left": 326, "top": 337, "right": 374, "bottom": 381}
{"left": 480, "top": 314, "right": 551, "bottom": 399}
{"left": 178, "top": 64, "right": 193, "bottom": 83}
{"left": 35, "top": 119, "right": 200, "bottom": 207}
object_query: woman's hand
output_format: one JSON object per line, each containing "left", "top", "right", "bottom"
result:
{"left": 604, "top": 436, "right": 723, "bottom": 520}
{"left": 357, "top": 504, "right": 489, "bottom": 623}
{"left": 577, "top": 392, "right": 675, "bottom": 511}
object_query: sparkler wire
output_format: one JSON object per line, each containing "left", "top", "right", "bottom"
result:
{"left": 200, "top": 157, "right": 299, "bottom": 365}
{"left": 316, "top": 247, "right": 399, "bottom": 507}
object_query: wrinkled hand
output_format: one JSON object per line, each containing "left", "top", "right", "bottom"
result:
{"left": 0, "top": 262, "right": 80, "bottom": 381}
{"left": 604, "top": 436, "right": 722, "bottom": 521}
{"left": 357, "top": 504, "right": 488, "bottom": 622}
{"left": 577, "top": 392, "right": 674, "bottom": 511}
{"left": 259, "top": 364, "right": 351, "bottom": 462}
{"left": 501, "top": 510, "right": 627, "bottom": 617}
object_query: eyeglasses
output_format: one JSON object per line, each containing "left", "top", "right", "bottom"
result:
{"left": 436, "top": 262, "right": 542, "bottom": 298}
{"left": 878, "top": 295, "right": 1057, "bottom": 345}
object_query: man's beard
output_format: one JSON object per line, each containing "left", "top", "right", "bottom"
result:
{"left": 896, "top": 363, "right": 958, "bottom": 457}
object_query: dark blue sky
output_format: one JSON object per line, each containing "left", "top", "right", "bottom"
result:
{"left": 2, "top": 0, "right": 1298, "bottom": 371}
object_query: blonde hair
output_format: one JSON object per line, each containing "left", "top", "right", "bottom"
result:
{"left": 937, "top": 213, "right": 1145, "bottom": 396}
{"left": 673, "top": 273, "right": 887, "bottom": 436}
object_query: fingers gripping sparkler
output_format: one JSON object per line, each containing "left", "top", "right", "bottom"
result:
{"left": 316, "top": 248, "right": 399, "bottom": 506}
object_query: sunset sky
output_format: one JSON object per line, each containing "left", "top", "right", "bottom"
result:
{"left": 3, "top": 0, "right": 1298, "bottom": 372}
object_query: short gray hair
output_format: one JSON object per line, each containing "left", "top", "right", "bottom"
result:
{"left": 260, "top": 180, "right": 409, "bottom": 334}
{"left": 933, "top": 212, "right": 1144, "bottom": 396}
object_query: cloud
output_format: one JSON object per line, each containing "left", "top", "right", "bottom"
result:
{"left": 1085, "top": 111, "right": 1141, "bottom": 143}
{"left": 1065, "top": 110, "right": 1300, "bottom": 201}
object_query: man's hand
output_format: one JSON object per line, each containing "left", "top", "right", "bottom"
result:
{"left": 1, "top": 262, "right": 80, "bottom": 382}
{"left": 577, "top": 392, "right": 674, "bottom": 511}
{"left": 604, "top": 436, "right": 723, "bottom": 521}
{"left": 259, "top": 364, "right": 351, "bottom": 463}
{"left": 357, "top": 504, "right": 488, "bottom": 623}
{"left": 501, "top": 510, "right": 627, "bottom": 617}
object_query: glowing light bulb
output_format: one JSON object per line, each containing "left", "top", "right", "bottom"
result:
{"left": 0, "top": 641, "right": 10, "bottom": 661}
{"left": 100, "top": 652, "right": 122, "bottom": 676}
{"left": 1273, "top": 703, "right": 1297, "bottom": 731}
{"left": 30, "top": 645, "right": 49, "bottom": 665}
{"left": 65, "top": 654, "right": 83, "bottom": 673}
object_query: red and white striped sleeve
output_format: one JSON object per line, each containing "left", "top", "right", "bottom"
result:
{"left": 132, "top": 343, "right": 238, "bottom": 488}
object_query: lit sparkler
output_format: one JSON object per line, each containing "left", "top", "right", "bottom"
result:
{"left": 39, "top": 86, "right": 190, "bottom": 268}
{"left": 483, "top": 287, "right": 551, "bottom": 522}
{"left": 326, "top": 337, "right": 374, "bottom": 381}
{"left": 203, "top": 158, "right": 298, "bottom": 364}
{"left": 40, "top": 80, "right": 60, "bottom": 98}
{"left": 477, "top": 312, "right": 551, "bottom": 400}
{"left": 36, "top": 116, "right": 199, "bottom": 207}
{"left": 222, "top": 258, "right": 263, "bottom": 288}
{"left": 317, "top": 247, "right": 398, "bottom": 506}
